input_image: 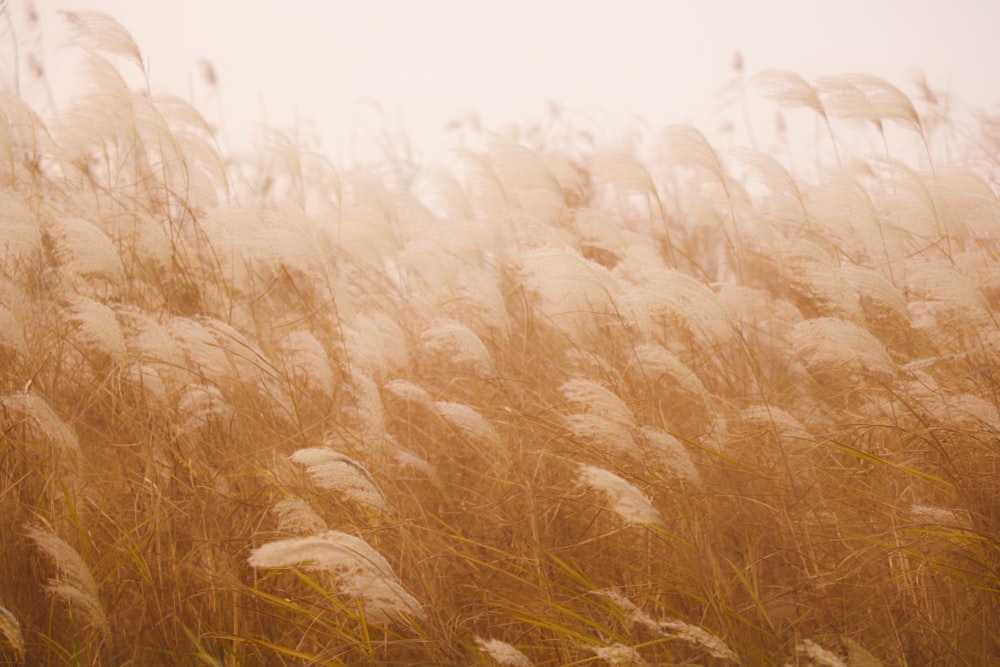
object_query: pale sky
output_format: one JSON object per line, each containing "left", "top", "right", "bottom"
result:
{"left": 12, "top": 1, "right": 1000, "bottom": 164}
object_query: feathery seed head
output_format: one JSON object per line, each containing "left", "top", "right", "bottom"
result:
{"left": 475, "top": 637, "right": 533, "bottom": 666}
{"left": 577, "top": 464, "right": 663, "bottom": 527}
{"left": 0, "top": 604, "right": 24, "bottom": 663}
{"left": 421, "top": 317, "right": 495, "bottom": 377}
{"left": 248, "top": 531, "right": 423, "bottom": 622}
{"left": 272, "top": 496, "right": 329, "bottom": 535}
{"left": 26, "top": 524, "right": 108, "bottom": 635}
{"left": 290, "top": 447, "right": 389, "bottom": 512}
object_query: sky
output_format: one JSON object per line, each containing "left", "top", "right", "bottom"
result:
{"left": 9, "top": 0, "right": 1000, "bottom": 165}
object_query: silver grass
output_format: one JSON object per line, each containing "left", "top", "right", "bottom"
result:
{"left": 787, "top": 317, "right": 895, "bottom": 380}
{"left": 904, "top": 258, "right": 990, "bottom": 327}
{"left": 0, "top": 304, "right": 26, "bottom": 356}
{"left": 638, "top": 427, "right": 701, "bottom": 484}
{"left": 200, "top": 317, "right": 273, "bottom": 385}
{"left": 810, "top": 173, "right": 898, "bottom": 269}
{"left": 248, "top": 530, "right": 424, "bottom": 622}
{"left": 597, "top": 588, "right": 738, "bottom": 661}
{"left": 560, "top": 378, "right": 635, "bottom": 427}
{"left": 0, "top": 93, "right": 53, "bottom": 160}
{"left": 487, "top": 139, "right": 562, "bottom": 195}
{"left": 871, "top": 158, "right": 957, "bottom": 244}
{"left": 61, "top": 10, "right": 143, "bottom": 70}
{"left": 815, "top": 76, "right": 876, "bottom": 126}
{"left": 840, "top": 265, "right": 909, "bottom": 324}
{"left": 520, "top": 245, "right": 621, "bottom": 337}
{"left": 175, "top": 384, "right": 232, "bottom": 433}
{"left": 589, "top": 643, "right": 646, "bottom": 666}
{"left": 577, "top": 464, "right": 663, "bottom": 527}
{"left": 717, "top": 285, "right": 804, "bottom": 338}
{"left": 167, "top": 316, "right": 234, "bottom": 384}
{"left": 929, "top": 168, "right": 1000, "bottom": 240}
{"left": 513, "top": 185, "right": 569, "bottom": 227}
{"left": 740, "top": 405, "right": 811, "bottom": 439}
{"left": 841, "top": 73, "right": 922, "bottom": 134}
{"left": 0, "top": 189, "right": 41, "bottom": 273}
{"left": 910, "top": 504, "right": 972, "bottom": 529}
{"left": 590, "top": 150, "right": 658, "bottom": 197}
{"left": 421, "top": 317, "right": 495, "bottom": 378}
{"left": 903, "top": 384, "right": 1000, "bottom": 430}
{"left": 614, "top": 247, "right": 734, "bottom": 347}
{"left": 752, "top": 70, "right": 826, "bottom": 117}
{"left": 153, "top": 94, "right": 227, "bottom": 174}
{"left": 272, "top": 496, "right": 329, "bottom": 535}
{"left": 630, "top": 344, "right": 709, "bottom": 402}
{"left": 348, "top": 370, "right": 387, "bottom": 445}
{"left": 564, "top": 413, "right": 638, "bottom": 457}
{"left": 770, "top": 238, "right": 865, "bottom": 320}
{"left": 659, "top": 619, "right": 738, "bottom": 661}
{"left": 117, "top": 307, "right": 179, "bottom": 367}
{"left": 842, "top": 638, "right": 886, "bottom": 667}
{"left": 0, "top": 603, "right": 23, "bottom": 663}
{"left": 734, "top": 147, "right": 808, "bottom": 225}
{"left": 475, "top": 637, "right": 533, "bottom": 667}
{"left": 26, "top": 524, "right": 108, "bottom": 635}
{"left": 66, "top": 296, "right": 128, "bottom": 365}
{"left": 433, "top": 400, "right": 502, "bottom": 448}
{"left": 203, "top": 205, "right": 329, "bottom": 284}
{"left": 281, "top": 329, "right": 336, "bottom": 398}
{"left": 542, "top": 151, "right": 588, "bottom": 204}
{"left": 796, "top": 639, "right": 847, "bottom": 667}
{"left": 342, "top": 312, "right": 409, "bottom": 380}
{"left": 46, "top": 216, "right": 125, "bottom": 289}
{"left": 335, "top": 203, "right": 401, "bottom": 261}
{"left": 659, "top": 124, "right": 726, "bottom": 184}
{"left": 56, "top": 53, "right": 137, "bottom": 168}
{"left": 593, "top": 589, "right": 659, "bottom": 631}
{"left": 122, "top": 212, "right": 174, "bottom": 274}
{"left": 290, "top": 447, "right": 389, "bottom": 512}
{"left": 447, "top": 268, "right": 510, "bottom": 338}
{"left": 1, "top": 393, "right": 80, "bottom": 455}
{"left": 392, "top": 448, "right": 436, "bottom": 476}
{"left": 383, "top": 379, "right": 433, "bottom": 407}
{"left": 573, "top": 209, "right": 629, "bottom": 262}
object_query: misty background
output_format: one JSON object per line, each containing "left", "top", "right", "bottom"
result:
{"left": 9, "top": 0, "right": 1000, "bottom": 165}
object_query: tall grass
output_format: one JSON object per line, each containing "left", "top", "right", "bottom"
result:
{"left": 1, "top": 7, "right": 998, "bottom": 666}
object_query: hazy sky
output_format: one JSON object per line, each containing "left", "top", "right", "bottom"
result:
{"left": 16, "top": 0, "right": 1000, "bottom": 163}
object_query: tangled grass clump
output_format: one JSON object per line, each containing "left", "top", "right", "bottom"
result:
{"left": 0, "top": 7, "right": 998, "bottom": 666}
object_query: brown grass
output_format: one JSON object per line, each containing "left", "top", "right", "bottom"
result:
{"left": 0, "top": 8, "right": 998, "bottom": 666}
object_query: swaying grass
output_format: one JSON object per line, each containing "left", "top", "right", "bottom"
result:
{"left": 1, "top": 6, "right": 999, "bottom": 666}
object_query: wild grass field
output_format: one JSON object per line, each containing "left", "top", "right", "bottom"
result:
{"left": 1, "top": 8, "right": 999, "bottom": 667}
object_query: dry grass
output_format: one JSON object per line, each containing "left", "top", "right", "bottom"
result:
{"left": 1, "top": 8, "right": 999, "bottom": 666}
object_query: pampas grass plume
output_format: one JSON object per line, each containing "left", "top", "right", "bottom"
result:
{"left": 421, "top": 317, "right": 495, "bottom": 378}
{"left": 796, "top": 639, "right": 847, "bottom": 667}
{"left": 589, "top": 642, "right": 645, "bottom": 666}
{"left": 2, "top": 393, "right": 80, "bottom": 455}
{"left": 788, "top": 317, "right": 896, "bottom": 380}
{"left": 0, "top": 604, "right": 24, "bottom": 664}
{"left": 431, "top": 400, "right": 496, "bottom": 442}
{"left": 577, "top": 464, "right": 663, "bottom": 527}
{"left": 475, "top": 637, "right": 533, "bottom": 666}
{"left": 289, "top": 447, "right": 389, "bottom": 512}
{"left": 248, "top": 530, "right": 423, "bottom": 622}
{"left": 271, "top": 496, "right": 329, "bottom": 535}
{"left": 25, "top": 524, "right": 108, "bottom": 635}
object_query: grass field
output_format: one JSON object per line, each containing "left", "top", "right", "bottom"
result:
{"left": 0, "top": 9, "right": 998, "bottom": 666}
